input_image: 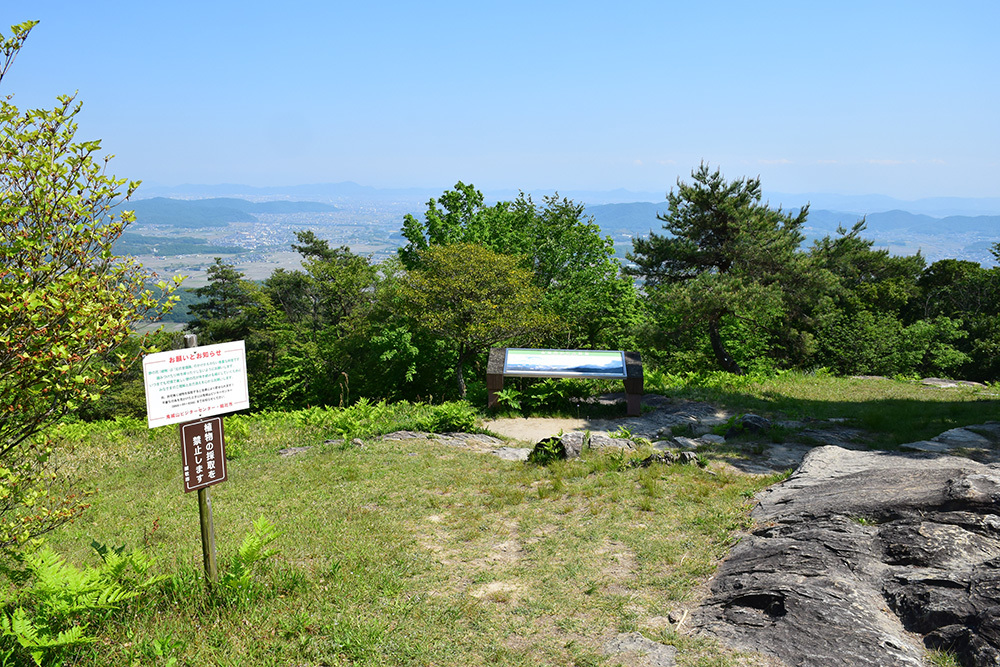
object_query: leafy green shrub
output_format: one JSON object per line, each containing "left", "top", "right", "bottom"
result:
{"left": 644, "top": 368, "right": 772, "bottom": 395}
{"left": 415, "top": 402, "right": 479, "bottom": 433}
{"left": 493, "top": 378, "right": 595, "bottom": 415}
{"left": 608, "top": 426, "right": 633, "bottom": 439}
{"left": 494, "top": 387, "right": 523, "bottom": 411}
{"left": 527, "top": 437, "right": 565, "bottom": 466}
{"left": 159, "top": 516, "right": 281, "bottom": 611}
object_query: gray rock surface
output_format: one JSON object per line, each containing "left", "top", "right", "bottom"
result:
{"left": 603, "top": 632, "right": 677, "bottom": 667}
{"left": 492, "top": 446, "right": 532, "bottom": 461}
{"left": 379, "top": 430, "right": 517, "bottom": 460}
{"left": 588, "top": 433, "right": 636, "bottom": 451}
{"left": 560, "top": 431, "right": 588, "bottom": 458}
{"left": 695, "top": 445, "right": 1000, "bottom": 666}
{"left": 530, "top": 431, "right": 637, "bottom": 461}
{"left": 922, "top": 377, "right": 986, "bottom": 388}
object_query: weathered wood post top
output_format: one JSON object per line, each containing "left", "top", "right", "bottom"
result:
{"left": 487, "top": 348, "right": 644, "bottom": 417}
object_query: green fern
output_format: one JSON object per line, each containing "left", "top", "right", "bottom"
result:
{"left": 0, "top": 544, "right": 164, "bottom": 666}
{"left": 215, "top": 516, "right": 281, "bottom": 607}
{"left": 1, "top": 606, "right": 93, "bottom": 666}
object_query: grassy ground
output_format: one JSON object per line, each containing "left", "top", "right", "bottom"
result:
{"left": 18, "top": 374, "right": 1000, "bottom": 666}
{"left": 41, "top": 420, "right": 782, "bottom": 666}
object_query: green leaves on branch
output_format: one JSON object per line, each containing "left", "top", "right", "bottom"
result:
{"left": 400, "top": 243, "right": 556, "bottom": 398}
{"left": 399, "top": 182, "right": 639, "bottom": 350}
{"left": 628, "top": 163, "right": 812, "bottom": 374}
{"left": 0, "top": 21, "right": 179, "bottom": 547}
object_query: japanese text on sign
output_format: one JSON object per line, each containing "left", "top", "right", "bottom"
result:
{"left": 181, "top": 417, "right": 227, "bottom": 493}
{"left": 143, "top": 341, "right": 249, "bottom": 428}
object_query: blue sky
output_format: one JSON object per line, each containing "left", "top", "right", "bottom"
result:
{"left": 3, "top": 1, "right": 998, "bottom": 199}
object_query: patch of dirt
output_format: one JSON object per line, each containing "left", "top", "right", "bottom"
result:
{"left": 469, "top": 580, "right": 519, "bottom": 602}
{"left": 481, "top": 417, "right": 591, "bottom": 443}
{"left": 483, "top": 396, "right": 732, "bottom": 446}
{"left": 595, "top": 538, "right": 638, "bottom": 582}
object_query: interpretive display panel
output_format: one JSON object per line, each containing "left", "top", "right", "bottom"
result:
{"left": 503, "top": 348, "right": 628, "bottom": 379}
{"left": 142, "top": 341, "right": 250, "bottom": 428}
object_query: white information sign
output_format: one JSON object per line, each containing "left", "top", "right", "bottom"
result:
{"left": 503, "top": 348, "right": 628, "bottom": 379}
{"left": 142, "top": 341, "right": 250, "bottom": 428}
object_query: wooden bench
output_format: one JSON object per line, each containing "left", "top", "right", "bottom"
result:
{"left": 486, "top": 348, "right": 644, "bottom": 416}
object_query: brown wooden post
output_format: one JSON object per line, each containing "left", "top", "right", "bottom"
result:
{"left": 198, "top": 487, "right": 218, "bottom": 585}
{"left": 184, "top": 334, "right": 219, "bottom": 586}
{"left": 486, "top": 348, "right": 505, "bottom": 410}
{"left": 623, "top": 351, "right": 644, "bottom": 417}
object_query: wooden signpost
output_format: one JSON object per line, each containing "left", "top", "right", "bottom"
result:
{"left": 142, "top": 334, "right": 249, "bottom": 585}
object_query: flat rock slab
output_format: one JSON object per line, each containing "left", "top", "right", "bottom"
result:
{"left": 278, "top": 446, "right": 312, "bottom": 457}
{"left": 603, "top": 632, "right": 677, "bottom": 667}
{"left": 694, "top": 445, "right": 1000, "bottom": 667}
{"left": 922, "top": 377, "right": 986, "bottom": 388}
{"left": 934, "top": 427, "right": 993, "bottom": 448}
{"left": 379, "top": 431, "right": 521, "bottom": 460}
{"left": 492, "top": 447, "right": 532, "bottom": 461}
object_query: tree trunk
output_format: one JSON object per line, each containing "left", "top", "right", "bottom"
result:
{"left": 709, "top": 314, "right": 744, "bottom": 375}
{"left": 455, "top": 344, "right": 468, "bottom": 399}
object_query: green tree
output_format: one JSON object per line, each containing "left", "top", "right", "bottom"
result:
{"left": 400, "top": 183, "right": 638, "bottom": 349}
{"left": 804, "top": 222, "right": 970, "bottom": 377}
{"left": 0, "top": 22, "right": 177, "bottom": 547}
{"left": 188, "top": 258, "right": 257, "bottom": 343}
{"left": 915, "top": 257, "right": 1000, "bottom": 381}
{"left": 400, "top": 243, "right": 553, "bottom": 398}
{"left": 917, "top": 258, "right": 995, "bottom": 320}
{"left": 265, "top": 232, "right": 376, "bottom": 337}
{"left": 256, "top": 232, "right": 378, "bottom": 408}
{"left": 627, "top": 164, "right": 813, "bottom": 374}
{"left": 810, "top": 220, "right": 925, "bottom": 315}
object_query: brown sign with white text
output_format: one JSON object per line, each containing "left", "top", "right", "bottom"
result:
{"left": 180, "top": 417, "right": 227, "bottom": 493}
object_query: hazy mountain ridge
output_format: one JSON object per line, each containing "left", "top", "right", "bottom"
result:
{"left": 586, "top": 202, "right": 999, "bottom": 266}
{"left": 137, "top": 182, "right": 1000, "bottom": 216}
{"left": 129, "top": 197, "right": 340, "bottom": 228}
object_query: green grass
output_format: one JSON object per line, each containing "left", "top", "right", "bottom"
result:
{"left": 35, "top": 415, "right": 780, "bottom": 666}
{"left": 9, "top": 373, "right": 997, "bottom": 666}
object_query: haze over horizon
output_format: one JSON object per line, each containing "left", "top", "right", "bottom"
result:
{"left": 3, "top": 1, "right": 998, "bottom": 201}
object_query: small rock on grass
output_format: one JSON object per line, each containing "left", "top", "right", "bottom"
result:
{"left": 493, "top": 447, "right": 531, "bottom": 461}
{"left": 631, "top": 451, "right": 703, "bottom": 468}
{"left": 603, "top": 632, "right": 677, "bottom": 667}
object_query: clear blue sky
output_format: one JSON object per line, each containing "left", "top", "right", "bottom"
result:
{"left": 4, "top": 1, "right": 998, "bottom": 199}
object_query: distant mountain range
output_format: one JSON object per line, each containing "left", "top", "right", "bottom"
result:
{"left": 585, "top": 202, "right": 1000, "bottom": 238}
{"left": 129, "top": 197, "right": 340, "bottom": 228}
{"left": 136, "top": 181, "right": 1000, "bottom": 217}
{"left": 585, "top": 202, "right": 998, "bottom": 266}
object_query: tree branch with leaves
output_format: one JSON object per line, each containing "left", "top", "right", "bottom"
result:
{"left": 0, "top": 21, "right": 178, "bottom": 548}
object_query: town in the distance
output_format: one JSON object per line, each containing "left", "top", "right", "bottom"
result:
{"left": 126, "top": 180, "right": 1000, "bottom": 314}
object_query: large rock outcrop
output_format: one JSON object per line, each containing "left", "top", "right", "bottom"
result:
{"left": 695, "top": 445, "right": 1000, "bottom": 667}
